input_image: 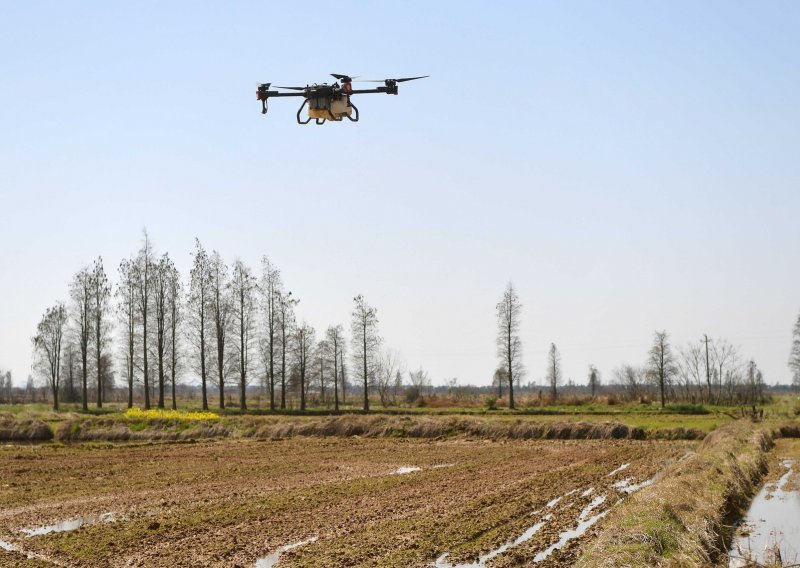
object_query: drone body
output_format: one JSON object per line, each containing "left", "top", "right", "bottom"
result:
{"left": 256, "top": 74, "right": 428, "bottom": 125}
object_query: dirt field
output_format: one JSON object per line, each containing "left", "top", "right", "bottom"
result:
{"left": 0, "top": 437, "right": 691, "bottom": 567}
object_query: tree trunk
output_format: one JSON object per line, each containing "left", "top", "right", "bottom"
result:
{"left": 280, "top": 327, "right": 286, "bottom": 409}
{"left": 362, "top": 324, "right": 369, "bottom": 412}
{"left": 333, "top": 346, "right": 339, "bottom": 413}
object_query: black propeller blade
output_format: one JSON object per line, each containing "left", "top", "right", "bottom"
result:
{"left": 359, "top": 75, "right": 429, "bottom": 83}
{"left": 274, "top": 85, "right": 307, "bottom": 91}
{"left": 331, "top": 73, "right": 358, "bottom": 82}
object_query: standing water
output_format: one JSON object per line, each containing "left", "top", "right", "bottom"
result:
{"left": 728, "top": 459, "right": 800, "bottom": 567}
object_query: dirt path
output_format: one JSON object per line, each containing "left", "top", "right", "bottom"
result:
{"left": 0, "top": 437, "right": 691, "bottom": 567}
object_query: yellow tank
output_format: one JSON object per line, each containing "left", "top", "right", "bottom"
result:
{"left": 309, "top": 98, "right": 352, "bottom": 121}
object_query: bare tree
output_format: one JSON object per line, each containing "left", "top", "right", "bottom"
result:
{"left": 117, "top": 258, "right": 139, "bottom": 408}
{"left": 61, "top": 340, "right": 79, "bottom": 403}
{"left": 88, "top": 257, "right": 111, "bottom": 408}
{"left": 166, "top": 262, "right": 182, "bottom": 410}
{"left": 293, "top": 322, "right": 315, "bottom": 411}
{"left": 678, "top": 342, "right": 704, "bottom": 402}
{"left": 230, "top": 259, "right": 256, "bottom": 410}
{"left": 376, "top": 348, "right": 404, "bottom": 407}
{"left": 492, "top": 368, "right": 506, "bottom": 399}
{"left": 647, "top": 330, "right": 678, "bottom": 409}
{"left": 496, "top": 282, "right": 523, "bottom": 409}
{"left": 614, "top": 364, "right": 642, "bottom": 400}
{"left": 325, "top": 325, "right": 345, "bottom": 412}
{"left": 790, "top": 312, "right": 800, "bottom": 391}
{"left": 703, "top": 334, "right": 713, "bottom": 403}
{"left": 69, "top": 266, "right": 92, "bottom": 411}
{"left": 712, "top": 339, "right": 739, "bottom": 404}
{"left": 407, "top": 366, "right": 431, "bottom": 403}
{"left": 151, "top": 254, "right": 177, "bottom": 408}
{"left": 351, "top": 294, "right": 381, "bottom": 412}
{"left": 313, "top": 339, "right": 328, "bottom": 405}
{"left": 588, "top": 364, "right": 600, "bottom": 398}
{"left": 260, "top": 257, "right": 282, "bottom": 410}
{"left": 187, "top": 239, "right": 212, "bottom": 411}
{"left": 546, "top": 343, "right": 562, "bottom": 401}
{"left": 209, "top": 251, "right": 231, "bottom": 409}
{"left": 276, "top": 290, "right": 297, "bottom": 409}
{"left": 133, "top": 231, "right": 155, "bottom": 409}
{"left": 33, "top": 303, "right": 68, "bottom": 410}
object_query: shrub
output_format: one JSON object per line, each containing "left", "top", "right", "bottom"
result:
{"left": 484, "top": 396, "right": 498, "bottom": 411}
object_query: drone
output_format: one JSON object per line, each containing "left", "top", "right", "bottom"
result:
{"left": 256, "top": 73, "right": 428, "bottom": 125}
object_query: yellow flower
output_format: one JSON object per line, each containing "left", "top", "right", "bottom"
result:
{"left": 124, "top": 408, "right": 219, "bottom": 422}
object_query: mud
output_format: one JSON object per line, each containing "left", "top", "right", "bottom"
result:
{"left": 0, "top": 437, "right": 691, "bottom": 567}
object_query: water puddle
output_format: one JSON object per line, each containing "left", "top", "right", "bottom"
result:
{"left": 432, "top": 463, "right": 455, "bottom": 469}
{"left": 434, "top": 466, "right": 659, "bottom": 566}
{"left": 606, "top": 463, "right": 630, "bottom": 476}
{"left": 578, "top": 496, "right": 606, "bottom": 521}
{"left": 728, "top": 459, "right": 800, "bottom": 567}
{"left": 391, "top": 466, "right": 422, "bottom": 475}
{"left": 0, "top": 538, "right": 61, "bottom": 565}
{"left": 532, "top": 510, "right": 609, "bottom": 563}
{"left": 434, "top": 516, "right": 551, "bottom": 568}
{"left": 621, "top": 476, "right": 656, "bottom": 494}
{"left": 20, "top": 512, "right": 123, "bottom": 537}
{"left": 255, "top": 537, "right": 318, "bottom": 568}
{"left": 547, "top": 489, "right": 577, "bottom": 508}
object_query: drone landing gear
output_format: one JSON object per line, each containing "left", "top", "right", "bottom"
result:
{"left": 296, "top": 100, "right": 312, "bottom": 124}
{"left": 346, "top": 102, "right": 359, "bottom": 122}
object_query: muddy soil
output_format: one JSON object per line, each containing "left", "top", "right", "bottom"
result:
{"left": 0, "top": 437, "right": 691, "bottom": 567}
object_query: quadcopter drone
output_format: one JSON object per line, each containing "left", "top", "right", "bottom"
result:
{"left": 255, "top": 73, "right": 428, "bottom": 125}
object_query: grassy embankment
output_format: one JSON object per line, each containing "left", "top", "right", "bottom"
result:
{"left": 577, "top": 410, "right": 800, "bottom": 567}
{"left": 1, "top": 397, "right": 797, "bottom": 444}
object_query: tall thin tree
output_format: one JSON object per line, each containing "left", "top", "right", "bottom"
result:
{"left": 152, "top": 254, "right": 175, "bottom": 408}
{"left": 351, "top": 295, "right": 380, "bottom": 412}
{"left": 117, "top": 259, "right": 139, "bottom": 408}
{"left": 326, "top": 325, "right": 344, "bottom": 412}
{"left": 209, "top": 251, "right": 231, "bottom": 409}
{"left": 134, "top": 231, "right": 155, "bottom": 409}
{"left": 69, "top": 266, "right": 92, "bottom": 411}
{"left": 33, "top": 303, "right": 68, "bottom": 411}
{"left": 647, "top": 330, "right": 677, "bottom": 409}
{"left": 276, "top": 290, "right": 297, "bottom": 409}
{"left": 496, "top": 282, "right": 523, "bottom": 409}
{"left": 231, "top": 259, "right": 256, "bottom": 410}
{"left": 546, "top": 343, "right": 562, "bottom": 401}
{"left": 188, "top": 239, "right": 212, "bottom": 411}
{"left": 90, "top": 258, "right": 111, "bottom": 408}
{"left": 588, "top": 364, "right": 600, "bottom": 398}
{"left": 294, "top": 322, "right": 315, "bottom": 411}
{"left": 167, "top": 265, "right": 182, "bottom": 410}
{"left": 260, "top": 257, "right": 282, "bottom": 410}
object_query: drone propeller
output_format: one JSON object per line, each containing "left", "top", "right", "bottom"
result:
{"left": 274, "top": 85, "right": 307, "bottom": 91}
{"left": 359, "top": 75, "right": 429, "bottom": 83}
{"left": 331, "top": 73, "right": 359, "bottom": 82}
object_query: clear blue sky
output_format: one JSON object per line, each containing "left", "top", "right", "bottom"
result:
{"left": 1, "top": 1, "right": 798, "bottom": 387}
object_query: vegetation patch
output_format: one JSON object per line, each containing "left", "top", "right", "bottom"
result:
{"left": 37, "top": 413, "right": 711, "bottom": 443}
{"left": 0, "top": 415, "right": 53, "bottom": 442}
{"left": 576, "top": 420, "right": 772, "bottom": 567}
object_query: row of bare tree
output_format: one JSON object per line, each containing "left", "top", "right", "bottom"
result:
{"left": 494, "top": 282, "right": 797, "bottom": 409}
{"left": 30, "top": 232, "right": 395, "bottom": 412}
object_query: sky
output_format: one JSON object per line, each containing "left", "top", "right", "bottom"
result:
{"left": 1, "top": 1, "right": 799, "bottom": 388}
